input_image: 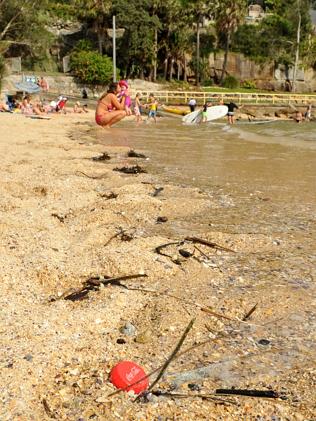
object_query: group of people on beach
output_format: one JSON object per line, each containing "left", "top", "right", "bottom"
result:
{"left": 0, "top": 94, "right": 90, "bottom": 117}
{"left": 95, "top": 81, "right": 158, "bottom": 128}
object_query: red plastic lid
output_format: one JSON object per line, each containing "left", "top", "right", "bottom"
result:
{"left": 110, "top": 361, "right": 149, "bottom": 394}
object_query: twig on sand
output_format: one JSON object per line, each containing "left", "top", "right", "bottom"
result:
{"left": 215, "top": 389, "right": 280, "bottom": 399}
{"left": 155, "top": 241, "right": 185, "bottom": 265}
{"left": 185, "top": 237, "right": 236, "bottom": 253}
{"left": 104, "top": 227, "right": 135, "bottom": 247}
{"left": 42, "top": 398, "right": 56, "bottom": 418}
{"left": 150, "top": 390, "right": 236, "bottom": 405}
{"left": 51, "top": 273, "right": 148, "bottom": 302}
{"left": 140, "top": 182, "right": 164, "bottom": 197}
{"left": 152, "top": 187, "right": 164, "bottom": 197}
{"left": 243, "top": 303, "right": 258, "bottom": 321}
{"left": 147, "top": 318, "right": 195, "bottom": 392}
{"left": 76, "top": 170, "right": 108, "bottom": 179}
{"left": 154, "top": 237, "right": 235, "bottom": 266}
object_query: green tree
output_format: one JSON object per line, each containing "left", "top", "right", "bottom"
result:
{"left": 72, "top": 0, "right": 112, "bottom": 54}
{"left": 0, "top": 0, "right": 47, "bottom": 45}
{"left": 0, "top": 0, "right": 57, "bottom": 70}
{"left": 112, "top": 0, "right": 157, "bottom": 79}
{"left": 181, "top": 0, "right": 216, "bottom": 85}
{"left": 233, "top": 0, "right": 313, "bottom": 73}
{"left": 70, "top": 50, "right": 116, "bottom": 84}
{"left": 215, "top": 0, "right": 248, "bottom": 83}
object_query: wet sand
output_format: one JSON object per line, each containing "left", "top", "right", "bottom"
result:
{"left": 0, "top": 112, "right": 315, "bottom": 420}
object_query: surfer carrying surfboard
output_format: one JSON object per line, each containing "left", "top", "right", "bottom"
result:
{"left": 202, "top": 100, "right": 212, "bottom": 123}
{"left": 224, "top": 102, "right": 241, "bottom": 124}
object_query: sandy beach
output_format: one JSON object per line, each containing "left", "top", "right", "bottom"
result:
{"left": 0, "top": 112, "right": 315, "bottom": 420}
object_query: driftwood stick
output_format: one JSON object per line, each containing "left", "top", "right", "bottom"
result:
{"left": 76, "top": 170, "right": 108, "bottom": 179}
{"left": 154, "top": 241, "right": 184, "bottom": 265}
{"left": 151, "top": 390, "right": 236, "bottom": 405}
{"left": 194, "top": 245, "right": 210, "bottom": 259}
{"left": 155, "top": 241, "right": 184, "bottom": 256}
{"left": 148, "top": 318, "right": 195, "bottom": 392}
{"left": 185, "top": 237, "right": 235, "bottom": 253}
{"left": 104, "top": 228, "right": 133, "bottom": 247}
{"left": 56, "top": 274, "right": 147, "bottom": 301}
{"left": 215, "top": 389, "right": 279, "bottom": 399}
{"left": 243, "top": 303, "right": 258, "bottom": 321}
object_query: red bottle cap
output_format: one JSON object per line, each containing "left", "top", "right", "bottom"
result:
{"left": 110, "top": 361, "right": 149, "bottom": 394}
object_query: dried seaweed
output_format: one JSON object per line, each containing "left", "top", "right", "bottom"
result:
{"left": 113, "top": 165, "right": 147, "bottom": 174}
{"left": 127, "top": 150, "right": 147, "bottom": 158}
{"left": 156, "top": 216, "right": 168, "bottom": 224}
{"left": 99, "top": 191, "right": 118, "bottom": 200}
{"left": 76, "top": 171, "right": 108, "bottom": 179}
{"left": 92, "top": 152, "right": 111, "bottom": 161}
{"left": 51, "top": 213, "right": 66, "bottom": 223}
{"left": 104, "top": 227, "right": 135, "bottom": 247}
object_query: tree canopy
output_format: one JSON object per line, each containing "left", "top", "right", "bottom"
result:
{"left": 0, "top": 0, "right": 315, "bottom": 83}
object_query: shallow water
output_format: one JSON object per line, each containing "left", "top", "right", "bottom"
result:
{"left": 90, "top": 117, "right": 316, "bottom": 394}
{"left": 109, "top": 118, "right": 316, "bottom": 204}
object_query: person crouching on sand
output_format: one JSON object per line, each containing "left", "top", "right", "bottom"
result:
{"left": 95, "top": 82, "right": 127, "bottom": 128}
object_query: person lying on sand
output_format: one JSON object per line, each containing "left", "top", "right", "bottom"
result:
{"left": 0, "top": 102, "right": 10, "bottom": 112}
{"left": 73, "top": 101, "right": 88, "bottom": 113}
{"left": 95, "top": 82, "right": 127, "bottom": 128}
{"left": 21, "top": 95, "right": 44, "bottom": 116}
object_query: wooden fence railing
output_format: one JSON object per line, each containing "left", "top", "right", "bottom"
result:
{"left": 129, "top": 90, "right": 316, "bottom": 106}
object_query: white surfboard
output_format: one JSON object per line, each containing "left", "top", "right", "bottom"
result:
{"left": 183, "top": 105, "right": 228, "bottom": 124}
{"left": 182, "top": 109, "right": 201, "bottom": 124}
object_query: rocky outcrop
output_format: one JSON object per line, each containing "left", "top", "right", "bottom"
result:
{"left": 209, "top": 52, "right": 316, "bottom": 93}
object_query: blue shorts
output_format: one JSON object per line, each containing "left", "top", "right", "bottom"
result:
{"left": 148, "top": 110, "right": 156, "bottom": 117}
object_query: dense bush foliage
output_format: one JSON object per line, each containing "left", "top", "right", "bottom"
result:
{"left": 222, "top": 75, "right": 240, "bottom": 89}
{"left": 241, "top": 79, "right": 257, "bottom": 89}
{"left": 70, "top": 51, "right": 116, "bottom": 85}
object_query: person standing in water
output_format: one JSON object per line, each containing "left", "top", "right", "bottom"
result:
{"left": 224, "top": 102, "right": 239, "bottom": 124}
{"left": 188, "top": 98, "right": 197, "bottom": 112}
{"left": 95, "top": 82, "right": 127, "bottom": 128}
{"left": 201, "top": 100, "right": 212, "bottom": 123}
{"left": 147, "top": 93, "right": 158, "bottom": 123}
{"left": 134, "top": 93, "right": 142, "bottom": 124}
{"left": 304, "top": 104, "right": 312, "bottom": 121}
